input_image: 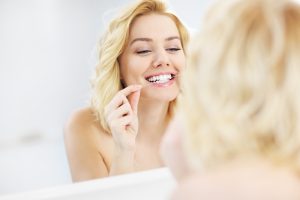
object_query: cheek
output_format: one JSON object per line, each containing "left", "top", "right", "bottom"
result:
{"left": 120, "top": 54, "right": 139, "bottom": 78}
{"left": 174, "top": 53, "right": 186, "bottom": 71}
{"left": 120, "top": 59, "right": 147, "bottom": 84}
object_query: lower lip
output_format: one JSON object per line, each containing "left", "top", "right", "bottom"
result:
{"left": 147, "top": 78, "right": 176, "bottom": 88}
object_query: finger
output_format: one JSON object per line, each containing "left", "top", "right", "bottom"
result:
{"left": 118, "top": 85, "right": 142, "bottom": 97}
{"left": 128, "top": 90, "right": 141, "bottom": 115}
{"left": 105, "top": 94, "right": 126, "bottom": 117}
{"left": 110, "top": 115, "right": 133, "bottom": 130}
{"left": 118, "top": 115, "right": 134, "bottom": 127}
{"left": 106, "top": 101, "right": 132, "bottom": 122}
{"left": 105, "top": 85, "right": 142, "bottom": 113}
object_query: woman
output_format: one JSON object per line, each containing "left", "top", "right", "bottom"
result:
{"left": 64, "top": 0, "right": 189, "bottom": 182}
{"left": 161, "top": 0, "right": 300, "bottom": 199}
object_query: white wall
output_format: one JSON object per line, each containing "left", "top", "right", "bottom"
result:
{"left": 0, "top": 0, "right": 210, "bottom": 195}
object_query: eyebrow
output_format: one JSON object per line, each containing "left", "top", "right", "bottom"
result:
{"left": 130, "top": 36, "right": 181, "bottom": 46}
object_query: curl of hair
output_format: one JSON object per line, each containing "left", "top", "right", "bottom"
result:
{"left": 181, "top": 0, "right": 300, "bottom": 173}
{"left": 91, "top": 0, "right": 189, "bottom": 133}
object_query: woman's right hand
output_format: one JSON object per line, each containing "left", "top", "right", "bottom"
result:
{"left": 104, "top": 85, "right": 142, "bottom": 152}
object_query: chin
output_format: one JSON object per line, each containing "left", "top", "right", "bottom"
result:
{"left": 141, "top": 89, "right": 179, "bottom": 102}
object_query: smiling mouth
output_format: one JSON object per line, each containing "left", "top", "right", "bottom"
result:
{"left": 145, "top": 74, "right": 176, "bottom": 84}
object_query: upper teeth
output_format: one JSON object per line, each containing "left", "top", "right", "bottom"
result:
{"left": 147, "top": 74, "right": 172, "bottom": 83}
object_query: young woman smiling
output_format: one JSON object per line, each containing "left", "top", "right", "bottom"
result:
{"left": 64, "top": 0, "right": 189, "bottom": 182}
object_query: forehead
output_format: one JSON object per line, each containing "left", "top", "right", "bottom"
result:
{"left": 129, "top": 13, "right": 180, "bottom": 40}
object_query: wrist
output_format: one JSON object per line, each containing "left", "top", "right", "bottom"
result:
{"left": 114, "top": 139, "right": 136, "bottom": 152}
{"left": 110, "top": 147, "right": 136, "bottom": 176}
{"left": 114, "top": 145, "right": 135, "bottom": 160}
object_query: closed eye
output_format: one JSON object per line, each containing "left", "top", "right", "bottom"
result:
{"left": 136, "top": 50, "right": 151, "bottom": 55}
{"left": 167, "top": 48, "right": 181, "bottom": 52}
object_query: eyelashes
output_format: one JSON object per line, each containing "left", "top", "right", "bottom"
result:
{"left": 167, "top": 47, "right": 181, "bottom": 52}
{"left": 136, "top": 50, "right": 151, "bottom": 55}
{"left": 136, "top": 47, "right": 182, "bottom": 55}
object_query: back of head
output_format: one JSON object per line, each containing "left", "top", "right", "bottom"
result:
{"left": 181, "top": 0, "right": 300, "bottom": 172}
{"left": 90, "top": 0, "right": 189, "bottom": 132}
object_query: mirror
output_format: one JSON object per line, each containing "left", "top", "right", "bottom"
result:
{"left": 0, "top": 0, "right": 209, "bottom": 195}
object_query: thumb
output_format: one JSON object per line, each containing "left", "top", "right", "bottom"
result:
{"left": 128, "top": 89, "right": 141, "bottom": 115}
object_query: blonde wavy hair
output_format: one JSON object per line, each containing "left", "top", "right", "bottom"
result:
{"left": 91, "top": 0, "right": 189, "bottom": 132}
{"left": 181, "top": 0, "right": 300, "bottom": 172}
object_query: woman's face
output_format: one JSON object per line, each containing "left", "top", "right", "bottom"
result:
{"left": 119, "top": 13, "right": 185, "bottom": 102}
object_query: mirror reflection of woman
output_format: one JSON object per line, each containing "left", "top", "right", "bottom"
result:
{"left": 64, "top": 0, "right": 189, "bottom": 182}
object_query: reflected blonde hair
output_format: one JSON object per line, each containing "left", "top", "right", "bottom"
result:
{"left": 181, "top": 0, "right": 300, "bottom": 172}
{"left": 91, "top": 0, "right": 189, "bottom": 132}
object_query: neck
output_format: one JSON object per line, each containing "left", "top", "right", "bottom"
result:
{"left": 136, "top": 97, "right": 171, "bottom": 143}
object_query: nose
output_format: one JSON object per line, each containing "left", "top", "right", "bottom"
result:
{"left": 152, "top": 49, "right": 170, "bottom": 68}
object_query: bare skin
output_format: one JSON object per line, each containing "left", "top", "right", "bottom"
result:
{"left": 64, "top": 105, "right": 166, "bottom": 181}
{"left": 171, "top": 160, "right": 300, "bottom": 200}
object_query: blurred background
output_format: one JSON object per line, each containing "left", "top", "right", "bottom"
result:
{"left": 0, "top": 0, "right": 211, "bottom": 195}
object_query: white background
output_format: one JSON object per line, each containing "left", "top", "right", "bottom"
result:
{"left": 0, "top": 0, "right": 211, "bottom": 195}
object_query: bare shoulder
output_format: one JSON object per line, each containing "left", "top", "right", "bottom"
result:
{"left": 65, "top": 106, "right": 110, "bottom": 138}
{"left": 64, "top": 106, "right": 110, "bottom": 181}
{"left": 65, "top": 107, "right": 98, "bottom": 134}
{"left": 64, "top": 106, "right": 109, "bottom": 152}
